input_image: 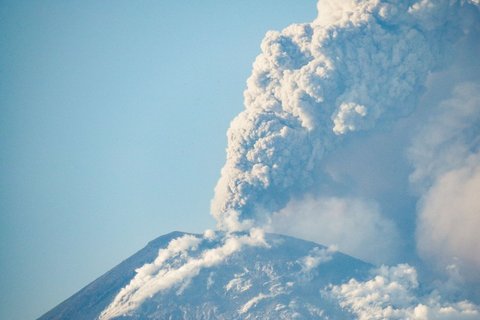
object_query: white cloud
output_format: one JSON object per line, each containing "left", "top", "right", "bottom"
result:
{"left": 330, "top": 264, "right": 480, "bottom": 320}
{"left": 266, "top": 196, "right": 401, "bottom": 264}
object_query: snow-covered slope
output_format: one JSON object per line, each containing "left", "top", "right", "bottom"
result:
{"left": 38, "top": 230, "right": 480, "bottom": 319}
{"left": 38, "top": 231, "right": 372, "bottom": 320}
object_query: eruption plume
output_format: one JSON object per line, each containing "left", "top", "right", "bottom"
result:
{"left": 211, "top": 0, "right": 479, "bottom": 230}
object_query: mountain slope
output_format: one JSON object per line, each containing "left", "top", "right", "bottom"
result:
{"left": 38, "top": 232, "right": 189, "bottom": 320}
{"left": 38, "top": 231, "right": 372, "bottom": 320}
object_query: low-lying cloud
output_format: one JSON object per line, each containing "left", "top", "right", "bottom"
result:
{"left": 329, "top": 264, "right": 480, "bottom": 320}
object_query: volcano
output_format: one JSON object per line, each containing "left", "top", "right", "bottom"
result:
{"left": 38, "top": 231, "right": 374, "bottom": 320}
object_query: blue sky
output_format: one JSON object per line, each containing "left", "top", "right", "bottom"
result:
{"left": 0, "top": 1, "right": 316, "bottom": 319}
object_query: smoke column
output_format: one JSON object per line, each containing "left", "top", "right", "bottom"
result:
{"left": 211, "top": 0, "right": 480, "bottom": 230}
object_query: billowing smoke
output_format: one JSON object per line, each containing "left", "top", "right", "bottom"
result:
{"left": 211, "top": 0, "right": 479, "bottom": 230}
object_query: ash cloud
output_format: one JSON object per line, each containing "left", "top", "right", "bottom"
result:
{"left": 211, "top": 0, "right": 479, "bottom": 231}
{"left": 210, "top": 0, "right": 480, "bottom": 302}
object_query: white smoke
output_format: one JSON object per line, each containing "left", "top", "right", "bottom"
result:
{"left": 409, "top": 82, "right": 480, "bottom": 287}
{"left": 266, "top": 196, "right": 401, "bottom": 264}
{"left": 329, "top": 264, "right": 480, "bottom": 319}
{"left": 409, "top": 83, "right": 480, "bottom": 193}
{"left": 300, "top": 245, "right": 337, "bottom": 272}
{"left": 211, "top": 0, "right": 479, "bottom": 230}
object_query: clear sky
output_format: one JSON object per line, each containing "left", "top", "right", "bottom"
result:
{"left": 0, "top": 1, "right": 316, "bottom": 319}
